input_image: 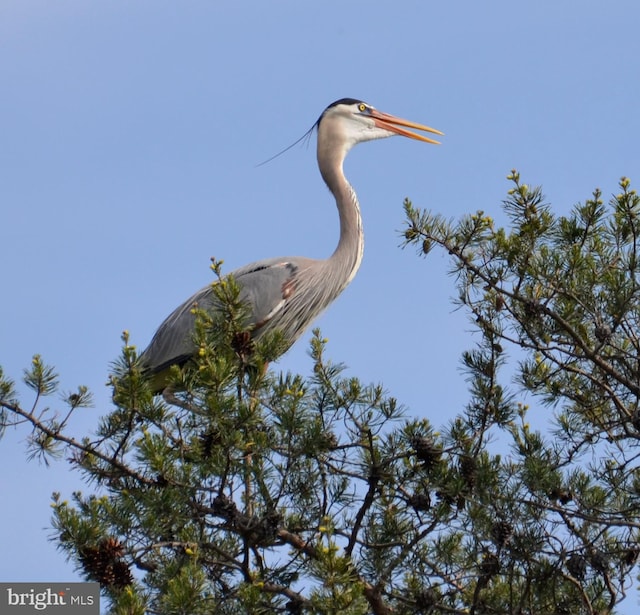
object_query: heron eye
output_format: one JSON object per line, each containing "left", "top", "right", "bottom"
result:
{"left": 358, "top": 103, "right": 367, "bottom": 113}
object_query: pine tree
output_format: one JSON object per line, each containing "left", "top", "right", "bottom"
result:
{"left": 2, "top": 173, "right": 640, "bottom": 614}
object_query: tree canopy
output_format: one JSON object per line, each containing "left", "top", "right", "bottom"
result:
{"left": 2, "top": 172, "right": 639, "bottom": 614}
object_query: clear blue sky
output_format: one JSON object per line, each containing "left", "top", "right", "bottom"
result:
{"left": 1, "top": 1, "right": 639, "bottom": 611}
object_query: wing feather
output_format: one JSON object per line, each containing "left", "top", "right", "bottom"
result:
{"left": 141, "top": 257, "right": 312, "bottom": 374}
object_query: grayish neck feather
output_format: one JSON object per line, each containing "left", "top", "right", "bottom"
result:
{"left": 273, "top": 137, "right": 365, "bottom": 342}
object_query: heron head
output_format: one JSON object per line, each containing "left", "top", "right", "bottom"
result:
{"left": 316, "top": 98, "right": 443, "bottom": 151}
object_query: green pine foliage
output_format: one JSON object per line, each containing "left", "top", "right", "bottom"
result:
{"left": 2, "top": 175, "right": 640, "bottom": 614}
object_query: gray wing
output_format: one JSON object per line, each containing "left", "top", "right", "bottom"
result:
{"left": 140, "top": 257, "right": 312, "bottom": 374}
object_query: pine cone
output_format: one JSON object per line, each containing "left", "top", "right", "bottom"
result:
{"left": 491, "top": 521, "right": 513, "bottom": 548}
{"left": 459, "top": 455, "right": 477, "bottom": 492}
{"left": 411, "top": 436, "right": 442, "bottom": 470}
{"left": 79, "top": 538, "right": 132, "bottom": 589}
{"left": 408, "top": 491, "right": 431, "bottom": 512}
{"left": 198, "top": 428, "right": 221, "bottom": 458}
{"left": 594, "top": 324, "right": 612, "bottom": 343}
{"left": 479, "top": 553, "right": 500, "bottom": 580}
{"left": 590, "top": 550, "right": 609, "bottom": 574}
{"left": 100, "top": 537, "right": 125, "bottom": 559}
{"left": 548, "top": 487, "right": 573, "bottom": 504}
{"left": 415, "top": 587, "right": 439, "bottom": 610}
{"left": 566, "top": 553, "right": 587, "bottom": 580}
{"left": 111, "top": 560, "right": 134, "bottom": 588}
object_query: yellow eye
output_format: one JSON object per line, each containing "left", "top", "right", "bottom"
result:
{"left": 358, "top": 103, "right": 367, "bottom": 112}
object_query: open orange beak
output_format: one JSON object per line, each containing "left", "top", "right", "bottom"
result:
{"left": 370, "top": 109, "right": 443, "bottom": 144}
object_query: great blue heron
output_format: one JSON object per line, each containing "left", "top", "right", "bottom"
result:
{"left": 141, "top": 98, "right": 442, "bottom": 388}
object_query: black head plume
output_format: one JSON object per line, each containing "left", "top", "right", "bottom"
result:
{"left": 257, "top": 98, "right": 366, "bottom": 167}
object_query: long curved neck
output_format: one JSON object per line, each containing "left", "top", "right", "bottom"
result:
{"left": 317, "top": 141, "right": 364, "bottom": 291}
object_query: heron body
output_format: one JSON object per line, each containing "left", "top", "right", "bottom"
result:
{"left": 140, "top": 98, "right": 442, "bottom": 385}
